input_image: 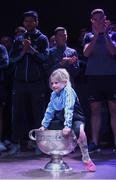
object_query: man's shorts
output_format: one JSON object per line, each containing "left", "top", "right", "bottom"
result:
{"left": 87, "top": 75, "right": 116, "bottom": 102}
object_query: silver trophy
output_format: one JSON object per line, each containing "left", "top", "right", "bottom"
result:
{"left": 29, "top": 129, "right": 77, "bottom": 172}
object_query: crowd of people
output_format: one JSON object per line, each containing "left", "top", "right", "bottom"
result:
{"left": 0, "top": 8, "right": 116, "bottom": 170}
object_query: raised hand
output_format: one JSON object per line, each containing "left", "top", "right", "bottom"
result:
{"left": 23, "top": 39, "right": 31, "bottom": 52}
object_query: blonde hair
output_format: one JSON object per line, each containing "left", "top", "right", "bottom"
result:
{"left": 49, "top": 68, "right": 70, "bottom": 88}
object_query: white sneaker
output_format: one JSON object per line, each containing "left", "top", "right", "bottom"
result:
{"left": 0, "top": 142, "right": 7, "bottom": 152}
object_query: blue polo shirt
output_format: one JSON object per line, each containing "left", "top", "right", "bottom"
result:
{"left": 83, "top": 32, "right": 116, "bottom": 75}
{"left": 42, "top": 82, "right": 77, "bottom": 128}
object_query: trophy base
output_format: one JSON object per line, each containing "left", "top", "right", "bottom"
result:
{"left": 44, "top": 154, "right": 72, "bottom": 172}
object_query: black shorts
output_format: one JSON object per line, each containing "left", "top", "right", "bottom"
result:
{"left": 87, "top": 75, "right": 116, "bottom": 102}
{"left": 48, "top": 120, "right": 84, "bottom": 139}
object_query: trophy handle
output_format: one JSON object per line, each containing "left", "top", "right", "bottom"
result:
{"left": 29, "top": 129, "right": 36, "bottom": 141}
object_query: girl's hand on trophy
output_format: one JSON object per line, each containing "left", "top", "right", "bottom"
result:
{"left": 63, "top": 127, "right": 71, "bottom": 136}
{"left": 39, "top": 126, "right": 46, "bottom": 131}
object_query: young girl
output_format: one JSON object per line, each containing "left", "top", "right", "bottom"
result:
{"left": 39, "top": 68, "right": 96, "bottom": 172}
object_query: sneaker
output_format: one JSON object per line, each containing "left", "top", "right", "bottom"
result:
{"left": 4, "top": 139, "right": 12, "bottom": 146}
{"left": 0, "top": 142, "right": 7, "bottom": 152}
{"left": 84, "top": 159, "right": 96, "bottom": 172}
{"left": 3, "top": 140, "right": 13, "bottom": 150}
{"left": 88, "top": 142, "right": 101, "bottom": 153}
{"left": 8, "top": 144, "right": 20, "bottom": 155}
{"left": 113, "top": 145, "right": 116, "bottom": 153}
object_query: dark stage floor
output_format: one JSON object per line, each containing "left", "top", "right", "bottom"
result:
{"left": 0, "top": 148, "right": 116, "bottom": 179}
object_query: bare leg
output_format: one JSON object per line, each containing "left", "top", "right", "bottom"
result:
{"left": 77, "top": 131, "right": 90, "bottom": 162}
{"left": 90, "top": 102, "right": 102, "bottom": 145}
{"left": 77, "top": 131, "right": 96, "bottom": 172}
{"left": 0, "top": 107, "right": 3, "bottom": 140}
{"left": 108, "top": 101, "right": 116, "bottom": 145}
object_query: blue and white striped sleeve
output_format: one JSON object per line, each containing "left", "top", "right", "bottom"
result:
{"left": 64, "top": 88, "right": 76, "bottom": 128}
{"left": 41, "top": 94, "right": 55, "bottom": 128}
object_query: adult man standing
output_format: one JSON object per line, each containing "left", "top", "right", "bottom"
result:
{"left": 48, "top": 27, "right": 80, "bottom": 88}
{"left": 0, "top": 44, "right": 9, "bottom": 154}
{"left": 83, "top": 9, "right": 116, "bottom": 152}
{"left": 9, "top": 10, "right": 49, "bottom": 154}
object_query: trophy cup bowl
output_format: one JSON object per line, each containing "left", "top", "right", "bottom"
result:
{"left": 29, "top": 129, "right": 77, "bottom": 172}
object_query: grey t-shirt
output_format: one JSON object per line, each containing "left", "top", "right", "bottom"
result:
{"left": 83, "top": 32, "right": 116, "bottom": 75}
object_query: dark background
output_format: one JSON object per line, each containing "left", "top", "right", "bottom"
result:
{"left": 0, "top": 0, "right": 115, "bottom": 47}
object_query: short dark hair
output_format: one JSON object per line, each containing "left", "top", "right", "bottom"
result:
{"left": 91, "top": 8, "right": 105, "bottom": 18}
{"left": 23, "top": 10, "right": 38, "bottom": 21}
{"left": 54, "top": 27, "right": 66, "bottom": 35}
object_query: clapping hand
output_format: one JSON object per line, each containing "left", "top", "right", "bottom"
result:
{"left": 23, "top": 38, "right": 31, "bottom": 52}
{"left": 60, "top": 56, "right": 78, "bottom": 65}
